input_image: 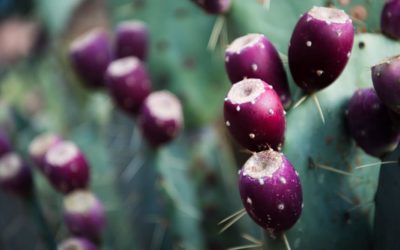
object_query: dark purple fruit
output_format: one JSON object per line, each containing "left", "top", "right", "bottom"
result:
{"left": 58, "top": 237, "right": 98, "bottom": 250}
{"left": 0, "top": 153, "right": 33, "bottom": 197}
{"left": 381, "top": 0, "right": 400, "bottom": 40}
{"left": 115, "top": 21, "right": 149, "bottom": 61}
{"left": 191, "top": 0, "right": 231, "bottom": 14}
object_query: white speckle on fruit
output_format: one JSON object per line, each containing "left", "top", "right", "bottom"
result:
{"left": 376, "top": 71, "right": 381, "bottom": 77}
{"left": 249, "top": 133, "right": 255, "bottom": 139}
{"left": 278, "top": 203, "right": 285, "bottom": 210}
{"left": 372, "top": 103, "right": 380, "bottom": 110}
{"left": 301, "top": 203, "right": 304, "bottom": 208}
{"left": 236, "top": 106, "right": 241, "bottom": 112}
{"left": 246, "top": 197, "right": 252, "bottom": 205}
{"left": 268, "top": 109, "right": 274, "bottom": 115}
{"left": 259, "top": 178, "right": 264, "bottom": 185}
{"left": 226, "top": 121, "right": 231, "bottom": 127}
{"left": 225, "top": 56, "right": 229, "bottom": 63}
{"left": 224, "top": 97, "right": 228, "bottom": 101}
{"left": 360, "top": 130, "right": 366, "bottom": 136}
{"left": 295, "top": 171, "right": 299, "bottom": 176}
{"left": 283, "top": 110, "right": 287, "bottom": 115}
{"left": 347, "top": 52, "right": 351, "bottom": 58}
{"left": 260, "top": 43, "right": 265, "bottom": 49}
{"left": 306, "top": 41, "right": 312, "bottom": 47}
{"left": 316, "top": 70, "right": 324, "bottom": 76}
{"left": 336, "top": 30, "right": 342, "bottom": 37}
{"left": 279, "top": 176, "right": 287, "bottom": 184}
{"left": 251, "top": 63, "right": 258, "bottom": 72}
{"left": 251, "top": 99, "right": 256, "bottom": 104}
{"left": 306, "top": 16, "right": 312, "bottom": 22}
{"left": 268, "top": 85, "right": 273, "bottom": 89}
{"left": 267, "top": 214, "right": 271, "bottom": 221}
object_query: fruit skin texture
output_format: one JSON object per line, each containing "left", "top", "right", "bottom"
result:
{"left": 139, "top": 91, "right": 183, "bottom": 147}
{"left": 0, "top": 129, "right": 11, "bottom": 157}
{"left": 44, "top": 141, "right": 90, "bottom": 194}
{"left": 225, "top": 34, "right": 292, "bottom": 108}
{"left": 63, "top": 190, "right": 106, "bottom": 241}
{"left": 347, "top": 88, "right": 400, "bottom": 158}
{"left": 115, "top": 21, "right": 149, "bottom": 61}
{"left": 224, "top": 78, "right": 285, "bottom": 152}
{"left": 381, "top": 0, "right": 400, "bottom": 40}
{"left": 288, "top": 7, "right": 354, "bottom": 93}
{"left": 372, "top": 55, "right": 400, "bottom": 114}
{"left": 106, "top": 57, "right": 152, "bottom": 115}
{"left": 238, "top": 150, "right": 302, "bottom": 233}
{"left": 0, "top": 153, "right": 33, "bottom": 197}
{"left": 28, "top": 133, "right": 63, "bottom": 173}
{"left": 191, "top": 0, "right": 231, "bottom": 14}
{"left": 58, "top": 237, "right": 98, "bottom": 250}
{"left": 69, "top": 28, "right": 112, "bottom": 88}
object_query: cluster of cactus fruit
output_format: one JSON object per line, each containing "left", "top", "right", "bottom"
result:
{"left": 69, "top": 22, "right": 183, "bottom": 148}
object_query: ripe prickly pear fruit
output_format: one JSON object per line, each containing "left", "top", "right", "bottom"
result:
{"left": 0, "top": 129, "right": 11, "bottom": 157}
{"left": 44, "top": 141, "right": 90, "bottom": 193}
{"left": 372, "top": 55, "right": 400, "bottom": 114}
{"left": 58, "top": 237, "right": 98, "bottom": 250}
{"left": 105, "top": 57, "right": 152, "bottom": 115}
{"left": 191, "top": 0, "right": 231, "bottom": 14}
{"left": 225, "top": 33, "right": 292, "bottom": 108}
{"left": 69, "top": 28, "right": 112, "bottom": 88}
{"left": 139, "top": 91, "right": 183, "bottom": 147}
{"left": 224, "top": 78, "right": 285, "bottom": 152}
{"left": 115, "top": 21, "right": 149, "bottom": 61}
{"left": 63, "top": 190, "right": 106, "bottom": 241}
{"left": 0, "top": 153, "right": 33, "bottom": 197}
{"left": 239, "top": 149, "right": 303, "bottom": 234}
{"left": 347, "top": 88, "right": 400, "bottom": 157}
{"left": 381, "top": 0, "right": 400, "bottom": 40}
{"left": 28, "top": 133, "right": 62, "bottom": 173}
{"left": 288, "top": 6, "right": 354, "bottom": 93}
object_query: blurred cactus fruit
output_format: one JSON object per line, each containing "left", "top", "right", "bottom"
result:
{"left": 347, "top": 88, "right": 400, "bottom": 157}
{"left": 28, "top": 132, "right": 62, "bottom": 173}
{"left": 191, "top": 0, "right": 231, "bottom": 14}
{"left": 139, "top": 91, "right": 183, "bottom": 147}
{"left": 63, "top": 190, "right": 106, "bottom": 241}
{"left": 0, "top": 129, "right": 11, "bottom": 157}
{"left": 238, "top": 149, "right": 302, "bottom": 234}
{"left": 0, "top": 153, "right": 33, "bottom": 197}
{"left": 288, "top": 6, "right": 354, "bottom": 93}
{"left": 58, "top": 237, "right": 98, "bottom": 250}
{"left": 69, "top": 28, "right": 112, "bottom": 88}
{"left": 372, "top": 55, "right": 400, "bottom": 114}
{"left": 106, "top": 56, "right": 152, "bottom": 115}
{"left": 115, "top": 21, "right": 149, "bottom": 61}
{"left": 44, "top": 141, "right": 90, "bottom": 193}
{"left": 224, "top": 79, "right": 285, "bottom": 152}
{"left": 381, "top": 0, "right": 400, "bottom": 40}
{"left": 225, "top": 34, "right": 292, "bottom": 108}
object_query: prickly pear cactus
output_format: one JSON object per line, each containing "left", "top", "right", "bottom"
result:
{"left": 0, "top": 0, "right": 399, "bottom": 249}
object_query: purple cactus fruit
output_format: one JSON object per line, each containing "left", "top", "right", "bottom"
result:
{"left": 224, "top": 78, "right": 285, "bottom": 152}
{"left": 191, "top": 0, "right": 231, "bottom": 14}
{"left": 28, "top": 133, "right": 63, "bottom": 173}
{"left": 44, "top": 141, "right": 90, "bottom": 193}
{"left": 372, "top": 55, "right": 400, "bottom": 114}
{"left": 0, "top": 129, "right": 11, "bottom": 157}
{"left": 58, "top": 237, "right": 98, "bottom": 250}
{"left": 139, "top": 91, "right": 183, "bottom": 147}
{"left": 381, "top": 0, "right": 400, "bottom": 40}
{"left": 63, "top": 190, "right": 106, "bottom": 241}
{"left": 105, "top": 57, "right": 152, "bottom": 115}
{"left": 225, "top": 34, "right": 292, "bottom": 108}
{"left": 239, "top": 149, "right": 303, "bottom": 234}
{"left": 288, "top": 6, "right": 354, "bottom": 93}
{"left": 347, "top": 88, "right": 400, "bottom": 157}
{"left": 115, "top": 21, "right": 149, "bottom": 61}
{"left": 0, "top": 153, "right": 33, "bottom": 197}
{"left": 69, "top": 28, "right": 112, "bottom": 88}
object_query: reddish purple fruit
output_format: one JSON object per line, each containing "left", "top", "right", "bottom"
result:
{"left": 0, "top": 153, "right": 33, "bottom": 197}
{"left": 225, "top": 34, "right": 292, "bottom": 108}
{"left": 381, "top": 0, "right": 400, "bottom": 40}
{"left": 372, "top": 55, "right": 400, "bottom": 114}
{"left": 347, "top": 88, "right": 400, "bottom": 157}
{"left": 191, "top": 0, "right": 231, "bottom": 14}
{"left": 0, "top": 129, "right": 11, "bottom": 157}
{"left": 288, "top": 6, "right": 354, "bottom": 93}
{"left": 106, "top": 57, "right": 152, "bottom": 115}
{"left": 63, "top": 190, "right": 106, "bottom": 241}
{"left": 239, "top": 149, "right": 303, "bottom": 234}
{"left": 28, "top": 133, "right": 63, "bottom": 173}
{"left": 115, "top": 21, "right": 149, "bottom": 61}
{"left": 69, "top": 28, "right": 112, "bottom": 88}
{"left": 44, "top": 141, "right": 90, "bottom": 193}
{"left": 224, "top": 78, "right": 285, "bottom": 152}
{"left": 58, "top": 237, "right": 98, "bottom": 250}
{"left": 139, "top": 91, "right": 183, "bottom": 147}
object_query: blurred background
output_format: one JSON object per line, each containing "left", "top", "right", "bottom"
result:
{"left": 0, "top": 0, "right": 398, "bottom": 249}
